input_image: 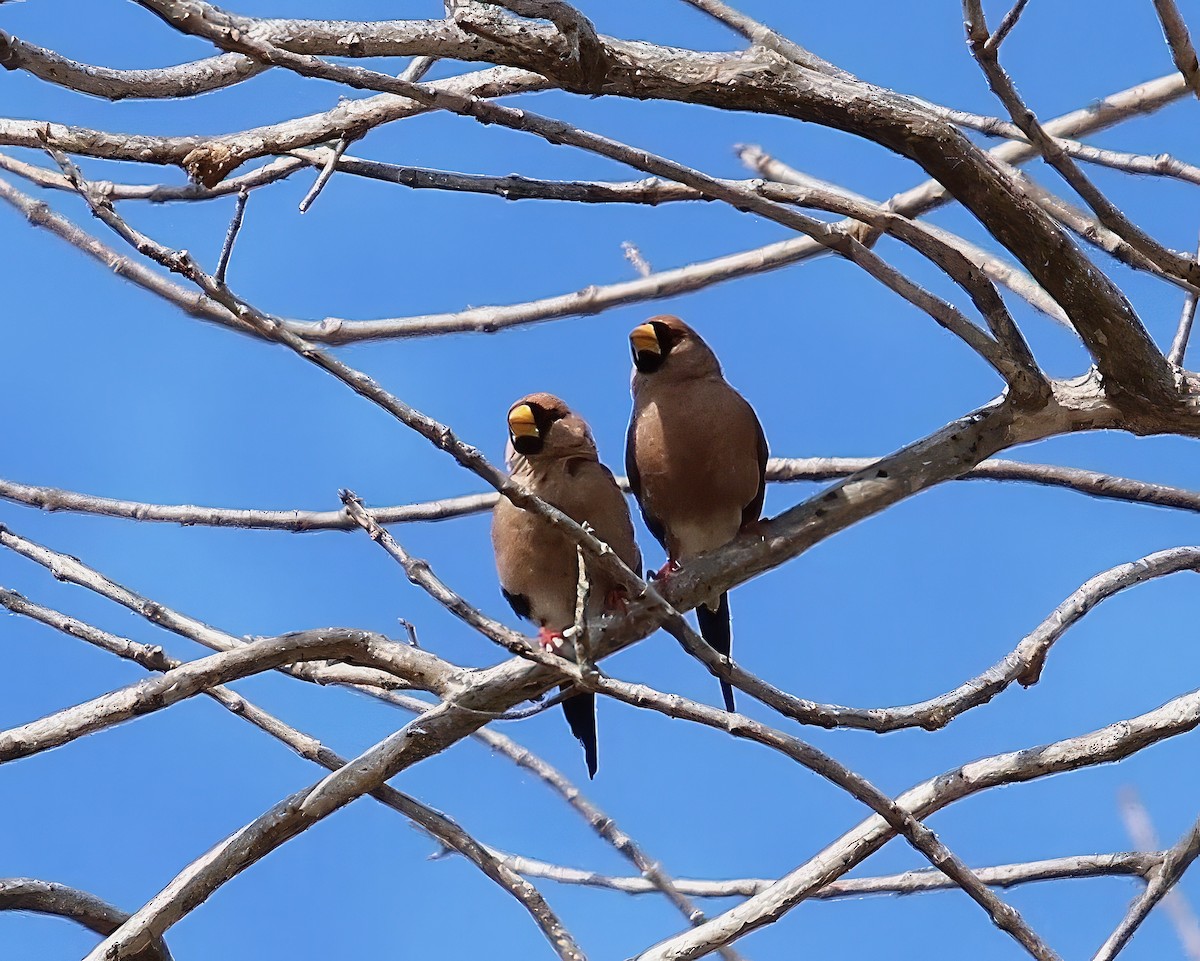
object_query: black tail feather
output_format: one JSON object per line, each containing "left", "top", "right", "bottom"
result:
{"left": 560, "top": 687, "right": 598, "bottom": 779}
{"left": 695, "top": 592, "right": 735, "bottom": 711}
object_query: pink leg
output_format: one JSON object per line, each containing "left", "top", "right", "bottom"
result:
{"left": 604, "top": 586, "right": 629, "bottom": 613}
{"left": 537, "top": 627, "right": 566, "bottom": 652}
{"left": 650, "top": 558, "right": 680, "bottom": 582}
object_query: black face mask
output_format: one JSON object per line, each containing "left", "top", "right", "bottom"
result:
{"left": 632, "top": 346, "right": 664, "bottom": 373}
{"left": 509, "top": 403, "right": 562, "bottom": 455}
{"left": 511, "top": 432, "right": 544, "bottom": 456}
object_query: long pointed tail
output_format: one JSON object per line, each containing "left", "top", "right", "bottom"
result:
{"left": 560, "top": 688, "right": 598, "bottom": 778}
{"left": 695, "top": 592, "right": 735, "bottom": 711}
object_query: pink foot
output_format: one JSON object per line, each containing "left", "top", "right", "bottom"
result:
{"left": 537, "top": 627, "right": 566, "bottom": 652}
{"left": 650, "top": 558, "right": 680, "bottom": 582}
{"left": 604, "top": 586, "right": 629, "bottom": 614}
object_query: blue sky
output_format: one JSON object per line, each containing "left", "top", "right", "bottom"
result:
{"left": 5, "top": 1, "right": 1200, "bottom": 958}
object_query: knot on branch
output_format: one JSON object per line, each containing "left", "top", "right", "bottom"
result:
{"left": 183, "top": 142, "right": 240, "bottom": 188}
{"left": 456, "top": 0, "right": 609, "bottom": 92}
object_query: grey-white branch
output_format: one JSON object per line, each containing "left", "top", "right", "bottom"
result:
{"left": 5, "top": 1, "right": 1200, "bottom": 959}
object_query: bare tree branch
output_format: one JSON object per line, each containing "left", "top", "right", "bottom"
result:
{"left": 1, "top": 73, "right": 1188, "bottom": 348}
{"left": 1153, "top": 0, "right": 1200, "bottom": 100}
{"left": 339, "top": 490, "right": 564, "bottom": 667}
{"left": 676, "top": 0, "right": 852, "bottom": 78}
{"left": 1110, "top": 788, "right": 1200, "bottom": 961}
{"left": 657, "top": 546, "right": 1200, "bottom": 734}
{"left": 935, "top": 110, "right": 1200, "bottom": 188}
{"left": 985, "top": 0, "right": 1030, "bottom": 53}
{"left": 1003, "top": 165, "right": 1196, "bottom": 294}
{"left": 3, "top": 65, "right": 550, "bottom": 184}
{"left": 0, "top": 149, "right": 307, "bottom": 202}
{"left": 570, "top": 669, "right": 1062, "bottom": 960}
{"left": 115, "top": 0, "right": 1176, "bottom": 407}
{"left": 0, "top": 30, "right": 266, "bottom": 99}
{"left": 343, "top": 482, "right": 1070, "bottom": 956}
{"left": 0, "top": 173, "right": 255, "bottom": 339}
{"left": 0, "top": 522, "right": 419, "bottom": 692}
{"left": 12, "top": 7, "right": 1200, "bottom": 956}
{"left": 10, "top": 455, "right": 1200, "bottom": 532}
{"left": 213, "top": 188, "right": 248, "bottom": 284}
{"left": 1171, "top": 234, "right": 1200, "bottom": 367}
{"left": 736, "top": 143, "right": 1070, "bottom": 327}
{"left": 0, "top": 589, "right": 586, "bottom": 961}
{"left": 0, "top": 879, "right": 172, "bottom": 961}
{"left": 498, "top": 851, "right": 1161, "bottom": 899}
{"left": 635, "top": 686, "right": 1200, "bottom": 960}
{"left": 0, "top": 612, "right": 453, "bottom": 765}
{"left": 964, "top": 0, "right": 1200, "bottom": 296}
{"left": 1096, "top": 809, "right": 1200, "bottom": 961}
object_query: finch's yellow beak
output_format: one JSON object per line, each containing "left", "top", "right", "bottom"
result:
{"left": 507, "top": 403, "right": 540, "bottom": 440}
{"left": 630, "top": 323, "right": 660, "bottom": 356}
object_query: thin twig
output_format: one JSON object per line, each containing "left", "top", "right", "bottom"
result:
{"left": 1096, "top": 814, "right": 1200, "bottom": 961}
{"left": 498, "top": 851, "right": 1161, "bottom": 899}
{"left": 214, "top": 188, "right": 248, "bottom": 284}
{"left": 1170, "top": 232, "right": 1200, "bottom": 367}
{"left": 621, "top": 241, "right": 652, "bottom": 277}
{"left": 397, "top": 618, "right": 421, "bottom": 647}
{"left": 1153, "top": 0, "right": 1200, "bottom": 100}
{"left": 297, "top": 138, "right": 348, "bottom": 213}
{"left": 985, "top": 0, "right": 1031, "bottom": 52}
{"left": 338, "top": 489, "right": 563, "bottom": 668}
{"left": 935, "top": 110, "right": 1200, "bottom": 187}
{"left": 1110, "top": 788, "right": 1200, "bottom": 960}
{"left": 676, "top": 0, "right": 852, "bottom": 77}
{"left": 295, "top": 53, "right": 436, "bottom": 214}
{"left": 570, "top": 542, "right": 593, "bottom": 671}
